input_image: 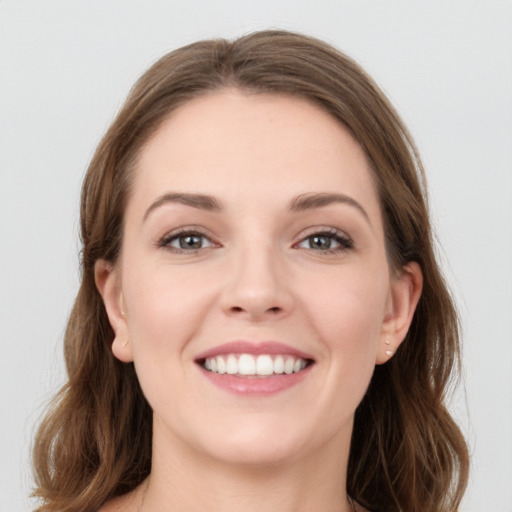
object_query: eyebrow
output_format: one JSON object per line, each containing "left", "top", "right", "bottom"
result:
{"left": 289, "top": 192, "right": 370, "bottom": 223}
{"left": 143, "top": 192, "right": 221, "bottom": 221}
{"left": 143, "top": 191, "right": 370, "bottom": 224}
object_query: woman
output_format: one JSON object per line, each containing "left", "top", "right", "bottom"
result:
{"left": 32, "top": 30, "right": 469, "bottom": 512}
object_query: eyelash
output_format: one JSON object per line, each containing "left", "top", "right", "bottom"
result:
{"left": 295, "top": 228, "right": 354, "bottom": 254}
{"left": 157, "top": 227, "right": 218, "bottom": 253}
{"left": 157, "top": 227, "right": 354, "bottom": 255}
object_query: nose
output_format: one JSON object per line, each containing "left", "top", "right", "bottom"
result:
{"left": 220, "top": 243, "right": 293, "bottom": 322}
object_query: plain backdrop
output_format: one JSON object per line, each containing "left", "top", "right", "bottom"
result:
{"left": 1, "top": 1, "right": 511, "bottom": 511}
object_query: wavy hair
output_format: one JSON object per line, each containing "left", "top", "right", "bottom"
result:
{"left": 32, "top": 30, "right": 469, "bottom": 512}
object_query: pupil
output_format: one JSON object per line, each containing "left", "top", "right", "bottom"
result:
{"left": 310, "top": 235, "right": 331, "bottom": 249}
{"left": 180, "top": 235, "right": 202, "bottom": 249}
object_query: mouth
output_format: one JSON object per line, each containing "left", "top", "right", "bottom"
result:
{"left": 199, "top": 353, "right": 313, "bottom": 377}
{"left": 194, "top": 341, "right": 315, "bottom": 395}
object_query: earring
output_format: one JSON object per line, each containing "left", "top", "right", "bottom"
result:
{"left": 385, "top": 349, "right": 394, "bottom": 357}
{"left": 122, "top": 339, "right": 128, "bottom": 347}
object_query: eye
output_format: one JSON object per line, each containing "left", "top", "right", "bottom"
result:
{"left": 159, "top": 230, "right": 216, "bottom": 252}
{"left": 296, "top": 230, "right": 353, "bottom": 252}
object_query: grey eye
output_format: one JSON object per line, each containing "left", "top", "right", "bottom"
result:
{"left": 296, "top": 230, "right": 353, "bottom": 252}
{"left": 306, "top": 235, "right": 336, "bottom": 250}
{"left": 299, "top": 234, "right": 341, "bottom": 250}
{"left": 178, "top": 234, "right": 203, "bottom": 249}
{"left": 166, "top": 232, "right": 214, "bottom": 250}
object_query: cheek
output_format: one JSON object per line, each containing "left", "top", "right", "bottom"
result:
{"left": 120, "top": 260, "right": 218, "bottom": 411}
{"left": 284, "top": 266, "right": 390, "bottom": 436}
{"left": 298, "top": 262, "right": 389, "bottom": 363}
{"left": 121, "top": 257, "right": 218, "bottom": 355}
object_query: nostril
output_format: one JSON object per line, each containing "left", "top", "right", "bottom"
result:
{"left": 228, "top": 305, "right": 282, "bottom": 315}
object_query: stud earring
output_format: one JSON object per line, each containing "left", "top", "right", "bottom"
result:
{"left": 122, "top": 339, "right": 128, "bottom": 347}
{"left": 385, "top": 349, "right": 394, "bottom": 357}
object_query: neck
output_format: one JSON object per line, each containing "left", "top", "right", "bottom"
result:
{"left": 142, "top": 417, "right": 354, "bottom": 512}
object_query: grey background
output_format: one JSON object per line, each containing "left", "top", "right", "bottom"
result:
{"left": 1, "top": 1, "right": 511, "bottom": 510}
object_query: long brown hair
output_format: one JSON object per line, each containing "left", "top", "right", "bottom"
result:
{"left": 32, "top": 30, "right": 469, "bottom": 512}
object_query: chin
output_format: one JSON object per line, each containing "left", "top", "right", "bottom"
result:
{"left": 191, "top": 412, "right": 334, "bottom": 469}
{"left": 205, "top": 435, "right": 304, "bottom": 468}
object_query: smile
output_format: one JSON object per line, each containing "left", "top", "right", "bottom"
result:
{"left": 195, "top": 341, "right": 315, "bottom": 395}
{"left": 203, "top": 354, "right": 309, "bottom": 376}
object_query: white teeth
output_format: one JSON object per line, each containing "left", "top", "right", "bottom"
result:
{"left": 226, "top": 354, "right": 238, "bottom": 374}
{"left": 203, "top": 353, "right": 309, "bottom": 376}
{"left": 256, "top": 355, "right": 273, "bottom": 375}
{"left": 273, "top": 355, "right": 284, "bottom": 374}
{"left": 238, "top": 354, "right": 256, "bottom": 375}
{"left": 217, "top": 356, "right": 227, "bottom": 374}
{"left": 284, "top": 357, "right": 295, "bottom": 375}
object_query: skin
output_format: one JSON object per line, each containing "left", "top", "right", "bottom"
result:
{"left": 96, "top": 90, "right": 422, "bottom": 512}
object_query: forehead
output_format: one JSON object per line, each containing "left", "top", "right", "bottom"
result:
{"left": 131, "top": 90, "right": 380, "bottom": 216}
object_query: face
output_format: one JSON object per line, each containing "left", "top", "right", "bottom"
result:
{"left": 97, "top": 90, "right": 421, "bottom": 468}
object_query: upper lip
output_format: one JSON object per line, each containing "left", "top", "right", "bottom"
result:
{"left": 194, "top": 341, "right": 314, "bottom": 362}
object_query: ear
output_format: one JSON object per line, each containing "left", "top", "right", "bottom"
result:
{"left": 376, "top": 261, "right": 423, "bottom": 365}
{"left": 94, "top": 259, "right": 134, "bottom": 363}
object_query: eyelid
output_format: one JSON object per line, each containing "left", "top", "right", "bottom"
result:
{"left": 293, "top": 226, "right": 354, "bottom": 252}
{"left": 157, "top": 226, "right": 221, "bottom": 252}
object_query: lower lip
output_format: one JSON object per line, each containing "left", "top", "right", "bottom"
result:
{"left": 199, "top": 365, "right": 313, "bottom": 396}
